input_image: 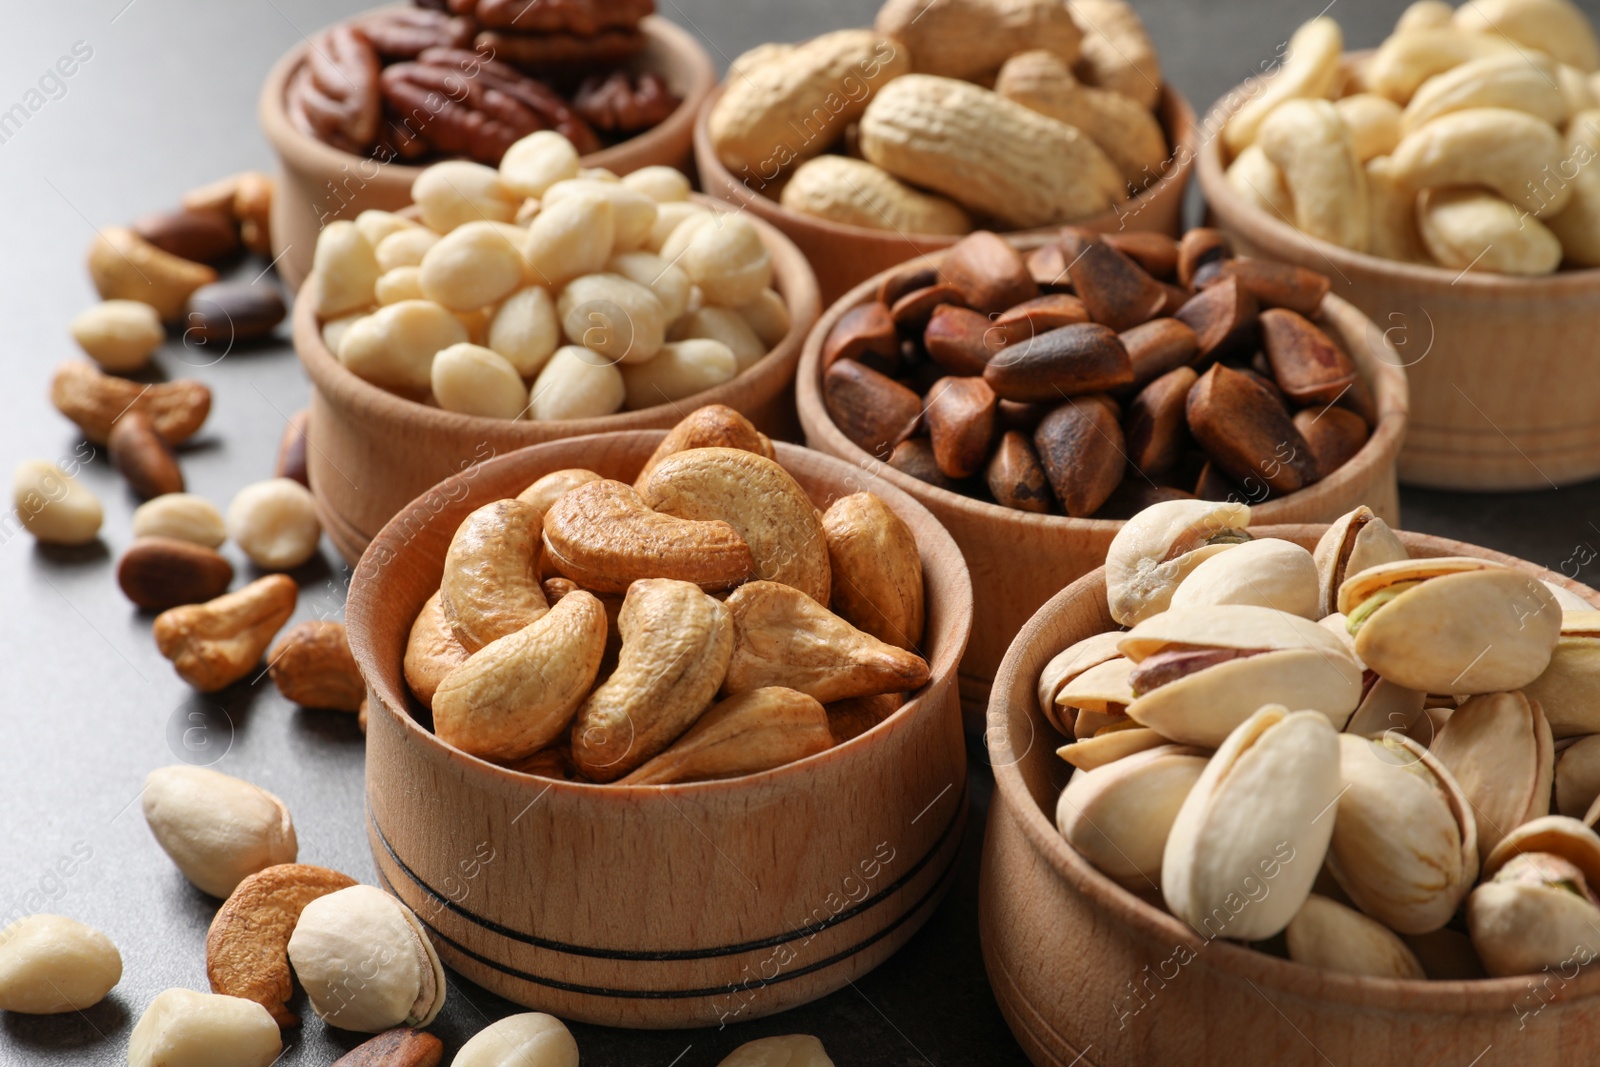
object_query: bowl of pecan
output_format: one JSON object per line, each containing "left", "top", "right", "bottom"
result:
{"left": 794, "top": 228, "right": 1409, "bottom": 715}
{"left": 259, "top": 1, "right": 715, "bottom": 289}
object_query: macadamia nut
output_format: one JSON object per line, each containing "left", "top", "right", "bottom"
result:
{"left": 432, "top": 343, "right": 529, "bottom": 419}
{"left": 645, "top": 202, "right": 711, "bottom": 253}
{"left": 227, "top": 478, "right": 321, "bottom": 570}
{"left": 13, "top": 461, "right": 102, "bottom": 545}
{"left": 523, "top": 191, "right": 615, "bottom": 287}
{"left": 70, "top": 300, "right": 164, "bottom": 372}
{"left": 375, "top": 266, "right": 425, "bottom": 306}
{"left": 412, "top": 160, "right": 518, "bottom": 231}
{"left": 354, "top": 209, "right": 417, "bottom": 247}
{"left": 621, "top": 338, "right": 738, "bottom": 409}
{"left": 679, "top": 214, "right": 773, "bottom": 306}
{"left": 529, "top": 345, "right": 626, "bottom": 420}
{"left": 500, "top": 130, "right": 581, "bottom": 199}
{"left": 557, "top": 273, "right": 666, "bottom": 363}
{"left": 375, "top": 227, "right": 440, "bottom": 272}
{"left": 339, "top": 300, "right": 469, "bottom": 393}
{"left": 420, "top": 220, "right": 529, "bottom": 311}
{"left": 312, "top": 221, "right": 380, "bottom": 318}
{"left": 717, "top": 1034, "right": 835, "bottom": 1066}
{"left": 0, "top": 915, "right": 121, "bottom": 1014}
{"left": 133, "top": 493, "right": 227, "bottom": 548}
{"left": 623, "top": 165, "right": 692, "bottom": 203}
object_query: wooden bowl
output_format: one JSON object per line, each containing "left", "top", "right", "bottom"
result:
{"left": 693, "top": 82, "right": 1198, "bottom": 305}
{"left": 295, "top": 199, "right": 820, "bottom": 566}
{"left": 1196, "top": 85, "right": 1600, "bottom": 491}
{"left": 258, "top": 9, "right": 717, "bottom": 291}
{"left": 979, "top": 526, "right": 1600, "bottom": 1067}
{"left": 795, "top": 241, "right": 1409, "bottom": 716}
{"left": 345, "top": 430, "right": 972, "bottom": 1027}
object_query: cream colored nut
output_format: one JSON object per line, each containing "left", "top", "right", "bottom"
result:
{"left": 1059, "top": 725, "right": 1166, "bottom": 774}
{"left": 622, "top": 165, "right": 691, "bottom": 203}
{"left": 1038, "top": 631, "right": 1125, "bottom": 734}
{"left": 606, "top": 250, "right": 691, "bottom": 323}
{"left": 412, "top": 159, "right": 517, "bottom": 231}
{"left": 1335, "top": 93, "right": 1403, "bottom": 161}
{"left": 455, "top": 1012, "right": 580, "bottom": 1067}
{"left": 1418, "top": 187, "right": 1562, "bottom": 275}
{"left": 354, "top": 208, "right": 417, "bottom": 247}
{"left": 781, "top": 155, "right": 972, "bottom": 236}
{"left": 432, "top": 343, "right": 528, "bottom": 419}
{"left": 1469, "top": 849, "right": 1600, "bottom": 976}
{"left": 1560, "top": 62, "right": 1598, "bottom": 112}
{"left": 657, "top": 211, "right": 716, "bottom": 265}
{"left": 1223, "top": 17, "right": 1343, "bottom": 154}
{"left": 717, "top": 1034, "right": 836, "bottom": 1067}
{"left": 1401, "top": 52, "right": 1568, "bottom": 136}
{"left": 312, "top": 220, "right": 380, "bottom": 319}
{"left": 1163, "top": 705, "right": 1340, "bottom": 941}
{"left": 499, "top": 130, "right": 581, "bottom": 199}
{"left": 142, "top": 765, "right": 296, "bottom": 898}
{"left": 457, "top": 306, "right": 492, "bottom": 347}
{"left": 1397, "top": 0, "right": 1454, "bottom": 31}
{"left": 678, "top": 214, "right": 773, "bottom": 307}
{"left": 1057, "top": 743, "right": 1209, "bottom": 890}
{"left": 1060, "top": 658, "right": 1135, "bottom": 741}
{"left": 1547, "top": 110, "right": 1600, "bottom": 265}
{"left": 1454, "top": 0, "right": 1600, "bottom": 73}
{"left": 440, "top": 498, "right": 549, "bottom": 653}
{"left": 70, "top": 299, "right": 163, "bottom": 372}
{"left": 621, "top": 338, "right": 738, "bottom": 409}
{"left": 1526, "top": 611, "right": 1600, "bottom": 737}
{"left": 523, "top": 191, "right": 614, "bottom": 287}
{"left": 516, "top": 468, "right": 602, "bottom": 519}
{"left": 1169, "top": 537, "right": 1319, "bottom": 618}
{"left": 622, "top": 687, "right": 834, "bottom": 784}
{"left": 1105, "top": 498, "right": 1253, "bottom": 626}
{"left": 1312, "top": 506, "right": 1408, "bottom": 618}
{"left": 416, "top": 221, "right": 527, "bottom": 312}
{"left": 87, "top": 226, "right": 217, "bottom": 321}
{"left": 488, "top": 285, "right": 561, "bottom": 377}
{"left": 287, "top": 884, "right": 445, "bottom": 1033}
{"left": 709, "top": 29, "right": 909, "bottom": 175}
{"left": 12, "top": 461, "right": 102, "bottom": 545}
{"left": 321, "top": 311, "right": 364, "bottom": 355}
{"left": 153, "top": 575, "right": 297, "bottom": 692}
{"left": 339, "top": 299, "right": 470, "bottom": 394}
{"left": 0, "top": 915, "right": 121, "bottom": 1013}
{"left": 128, "top": 989, "right": 281, "bottom": 1067}
{"left": 1258, "top": 99, "right": 1370, "bottom": 251}
{"left": 375, "top": 226, "right": 440, "bottom": 272}
{"left": 1067, "top": 0, "right": 1164, "bottom": 110}
{"left": 1364, "top": 154, "right": 1428, "bottom": 261}
{"left": 544, "top": 179, "right": 657, "bottom": 250}
{"left": 133, "top": 493, "right": 227, "bottom": 548}
{"left": 228, "top": 478, "right": 320, "bottom": 570}
{"left": 734, "top": 288, "right": 792, "bottom": 348}
{"left": 1284, "top": 893, "right": 1426, "bottom": 979}
{"left": 404, "top": 592, "right": 469, "bottom": 710}
{"left": 821, "top": 491, "right": 924, "bottom": 651}
{"left": 1429, "top": 690, "right": 1554, "bottom": 854}
{"left": 1226, "top": 144, "right": 1294, "bottom": 219}
{"left": 860, "top": 75, "right": 1126, "bottom": 230}
{"left": 375, "top": 266, "right": 425, "bottom": 305}
{"left": 996, "top": 49, "right": 1167, "bottom": 189}
{"left": 528, "top": 345, "right": 626, "bottom": 420}
{"left": 879, "top": 0, "right": 1081, "bottom": 82}
{"left": 1365, "top": 28, "right": 1515, "bottom": 104}
{"left": 557, "top": 272, "right": 665, "bottom": 364}
{"left": 645, "top": 201, "right": 710, "bottom": 254}
{"left": 669, "top": 306, "right": 767, "bottom": 370}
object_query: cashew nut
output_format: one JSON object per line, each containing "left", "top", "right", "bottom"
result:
{"left": 51, "top": 360, "right": 211, "bottom": 445}
{"left": 1258, "top": 99, "right": 1370, "bottom": 250}
{"left": 1390, "top": 106, "right": 1570, "bottom": 215}
{"left": 440, "top": 498, "right": 549, "bottom": 653}
{"left": 1364, "top": 155, "right": 1428, "bottom": 262}
{"left": 1365, "top": 28, "right": 1515, "bottom": 103}
{"left": 88, "top": 226, "right": 217, "bottom": 321}
{"left": 1400, "top": 52, "right": 1568, "bottom": 135}
{"left": 516, "top": 468, "right": 603, "bottom": 520}
{"left": 1224, "top": 17, "right": 1344, "bottom": 154}
{"left": 633, "top": 405, "right": 774, "bottom": 491}
{"left": 1418, "top": 187, "right": 1563, "bottom": 274}
{"left": 1454, "top": 0, "right": 1600, "bottom": 73}
{"left": 821, "top": 492, "right": 925, "bottom": 652}
{"left": 621, "top": 687, "right": 834, "bottom": 785}
{"left": 153, "top": 575, "right": 297, "bottom": 692}
{"left": 403, "top": 591, "right": 470, "bottom": 709}
{"left": 1225, "top": 144, "right": 1295, "bottom": 219}
{"left": 1335, "top": 93, "right": 1404, "bottom": 161}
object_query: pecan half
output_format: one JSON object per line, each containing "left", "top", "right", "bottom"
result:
{"left": 468, "top": 0, "right": 655, "bottom": 33}
{"left": 476, "top": 28, "right": 646, "bottom": 70}
{"left": 286, "top": 26, "right": 381, "bottom": 154}
{"left": 355, "top": 9, "right": 474, "bottom": 60}
{"left": 574, "top": 70, "right": 680, "bottom": 134}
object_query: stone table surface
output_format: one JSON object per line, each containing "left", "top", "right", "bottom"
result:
{"left": 4, "top": 1, "right": 1600, "bottom": 1065}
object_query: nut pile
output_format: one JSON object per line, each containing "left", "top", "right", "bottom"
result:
{"left": 315, "top": 129, "right": 793, "bottom": 420}
{"left": 1042, "top": 497, "right": 1600, "bottom": 980}
{"left": 821, "top": 227, "right": 1374, "bottom": 517}
{"left": 1223, "top": 0, "right": 1600, "bottom": 274}
{"left": 404, "top": 405, "right": 930, "bottom": 783}
{"left": 708, "top": 0, "right": 1170, "bottom": 235}
{"left": 287, "top": 0, "right": 681, "bottom": 166}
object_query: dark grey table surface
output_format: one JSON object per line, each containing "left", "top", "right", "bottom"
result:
{"left": 5, "top": 2, "right": 1600, "bottom": 1065}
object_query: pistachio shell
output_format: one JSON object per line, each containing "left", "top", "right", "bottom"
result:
{"left": 1169, "top": 538, "right": 1320, "bottom": 619}
{"left": 1342, "top": 676, "right": 1427, "bottom": 739}
{"left": 1105, "top": 499, "right": 1252, "bottom": 626}
{"left": 1468, "top": 851, "right": 1600, "bottom": 977}
{"left": 1285, "top": 893, "right": 1426, "bottom": 979}
{"left": 1058, "top": 725, "right": 1167, "bottom": 770}
{"left": 1481, "top": 814, "right": 1600, "bottom": 888}
{"left": 1058, "top": 656, "right": 1135, "bottom": 715}
{"left": 1544, "top": 581, "right": 1597, "bottom": 612}
{"left": 1327, "top": 733, "right": 1478, "bottom": 934}
{"left": 1428, "top": 691, "right": 1553, "bottom": 854}
{"left": 1073, "top": 707, "right": 1129, "bottom": 740}
{"left": 1524, "top": 613, "right": 1600, "bottom": 737}
{"left": 1057, "top": 743, "right": 1209, "bottom": 890}
{"left": 1162, "top": 705, "right": 1340, "bottom": 941}
{"left": 1313, "top": 507, "right": 1408, "bottom": 618}
{"left": 1556, "top": 735, "right": 1600, "bottom": 818}
{"left": 1037, "top": 631, "right": 1125, "bottom": 734}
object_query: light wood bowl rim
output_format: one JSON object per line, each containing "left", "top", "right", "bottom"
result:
{"left": 692, "top": 80, "right": 1199, "bottom": 246}
{"left": 346, "top": 430, "right": 974, "bottom": 797}
{"left": 292, "top": 194, "right": 821, "bottom": 441}
{"left": 257, "top": 7, "right": 718, "bottom": 185}
{"left": 985, "top": 524, "right": 1600, "bottom": 1010}
{"left": 795, "top": 237, "right": 1410, "bottom": 530}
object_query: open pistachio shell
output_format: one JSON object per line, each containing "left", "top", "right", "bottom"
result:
{"left": 1058, "top": 725, "right": 1167, "bottom": 771}
{"left": 1481, "top": 814, "right": 1600, "bottom": 888}
{"left": 1169, "top": 538, "right": 1321, "bottom": 620}
{"left": 1428, "top": 691, "right": 1553, "bottom": 855}
{"left": 1105, "top": 499, "right": 1252, "bottom": 626}
{"left": 1074, "top": 708, "right": 1128, "bottom": 740}
{"left": 1339, "top": 558, "right": 1562, "bottom": 695}
{"left": 1057, "top": 744, "right": 1209, "bottom": 891}
{"left": 1060, "top": 657, "right": 1134, "bottom": 741}
{"left": 1544, "top": 580, "right": 1597, "bottom": 612}
{"left": 1468, "top": 851, "right": 1600, "bottom": 977}
{"left": 1037, "top": 631, "right": 1126, "bottom": 734}
{"left": 1285, "top": 893, "right": 1426, "bottom": 979}
{"left": 1327, "top": 733, "right": 1478, "bottom": 934}
{"left": 1162, "top": 705, "right": 1340, "bottom": 941}
{"left": 1313, "top": 507, "right": 1408, "bottom": 619}
{"left": 1524, "top": 612, "right": 1600, "bottom": 738}
{"left": 1120, "top": 606, "right": 1363, "bottom": 747}
{"left": 1558, "top": 735, "right": 1600, "bottom": 819}
{"left": 1343, "top": 676, "right": 1427, "bottom": 740}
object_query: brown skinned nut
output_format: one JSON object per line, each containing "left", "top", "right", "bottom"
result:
{"left": 1294, "top": 405, "right": 1370, "bottom": 478}
{"left": 1155, "top": 282, "right": 1192, "bottom": 316}
{"left": 1124, "top": 366, "right": 1198, "bottom": 478}
{"left": 133, "top": 208, "right": 241, "bottom": 265}
{"left": 887, "top": 437, "right": 958, "bottom": 489}
{"left": 823, "top": 301, "right": 899, "bottom": 374}
{"left": 992, "top": 293, "right": 1090, "bottom": 345}
{"left": 117, "top": 537, "right": 234, "bottom": 611}
{"left": 878, "top": 265, "right": 937, "bottom": 307}
{"left": 936, "top": 231, "right": 1039, "bottom": 314}
{"left": 996, "top": 399, "right": 1052, "bottom": 433}
{"left": 1103, "top": 232, "right": 1180, "bottom": 280}
{"left": 1060, "top": 229, "right": 1167, "bottom": 332}
{"left": 986, "top": 431, "right": 1053, "bottom": 513}
{"left": 109, "top": 411, "right": 184, "bottom": 499}
{"left": 924, "top": 304, "right": 1003, "bottom": 376}
{"left": 824, "top": 359, "right": 924, "bottom": 459}
{"left": 331, "top": 1029, "right": 443, "bottom": 1067}
{"left": 1120, "top": 318, "right": 1199, "bottom": 391}
{"left": 1197, "top": 258, "right": 1330, "bottom": 316}
{"left": 890, "top": 283, "right": 966, "bottom": 334}
{"left": 1194, "top": 459, "right": 1246, "bottom": 502}
{"left": 1174, "top": 275, "right": 1259, "bottom": 364}
{"left": 1186, "top": 363, "right": 1319, "bottom": 496}
{"left": 983, "top": 322, "right": 1133, "bottom": 401}
{"left": 275, "top": 410, "right": 310, "bottom": 487}
{"left": 924, "top": 376, "right": 997, "bottom": 478}
{"left": 1026, "top": 242, "right": 1070, "bottom": 287}
{"left": 1034, "top": 399, "right": 1126, "bottom": 517}
{"left": 1177, "top": 227, "right": 1233, "bottom": 289}
{"left": 1260, "top": 308, "right": 1360, "bottom": 405}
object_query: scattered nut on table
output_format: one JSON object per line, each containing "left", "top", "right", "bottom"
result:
{"left": 717, "top": 1034, "right": 837, "bottom": 1066}
{"left": 142, "top": 765, "right": 297, "bottom": 898}
{"left": 69, "top": 299, "right": 164, "bottom": 372}
{"left": 12, "top": 460, "right": 103, "bottom": 545}
{"left": 268, "top": 620, "right": 364, "bottom": 712}
{"left": 153, "top": 574, "right": 298, "bottom": 691}
{"left": 227, "top": 477, "right": 322, "bottom": 570}
{"left": 132, "top": 492, "right": 227, "bottom": 548}
{"left": 128, "top": 988, "right": 282, "bottom": 1067}
{"left": 0, "top": 914, "right": 122, "bottom": 1014}
{"left": 453, "top": 1012, "right": 579, "bottom": 1067}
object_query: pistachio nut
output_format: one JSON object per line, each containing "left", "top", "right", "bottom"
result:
{"left": 1338, "top": 557, "right": 1562, "bottom": 694}
{"left": 1312, "top": 506, "right": 1409, "bottom": 618}
{"left": 1119, "top": 606, "right": 1363, "bottom": 747}
{"left": 1105, "top": 499, "right": 1253, "bottom": 626}
{"left": 1162, "top": 705, "right": 1341, "bottom": 941}
{"left": 286, "top": 885, "right": 445, "bottom": 1034}
{"left": 1428, "top": 691, "right": 1553, "bottom": 854}
{"left": 1481, "top": 814, "right": 1600, "bottom": 886}
{"left": 1524, "top": 611, "right": 1600, "bottom": 738}
{"left": 1556, "top": 734, "right": 1600, "bottom": 818}
{"left": 1284, "top": 893, "right": 1426, "bottom": 979}
{"left": 1342, "top": 673, "right": 1428, "bottom": 741}
{"left": 1326, "top": 733, "right": 1478, "bottom": 934}
{"left": 1056, "top": 743, "right": 1209, "bottom": 890}
{"left": 1058, "top": 725, "right": 1167, "bottom": 771}
{"left": 1060, "top": 656, "right": 1135, "bottom": 739}
{"left": 1037, "top": 631, "right": 1125, "bottom": 734}
{"left": 1468, "top": 849, "right": 1600, "bottom": 977}
{"left": 1168, "top": 537, "right": 1321, "bottom": 620}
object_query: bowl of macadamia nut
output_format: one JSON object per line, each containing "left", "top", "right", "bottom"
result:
{"left": 260, "top": 1, "right": 716, "bottom": 288}
{"left": 981, "top": 498, "right": 1600, "bottom": 1067}
{"left": 692, "top": 0, "right": 1197, "bottom": 303}
{"left": 1199, "top": 0, "right": 1600, "bottom": 491}
{"left": 292, "top": 129, "right": 820, "bottom": 564}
